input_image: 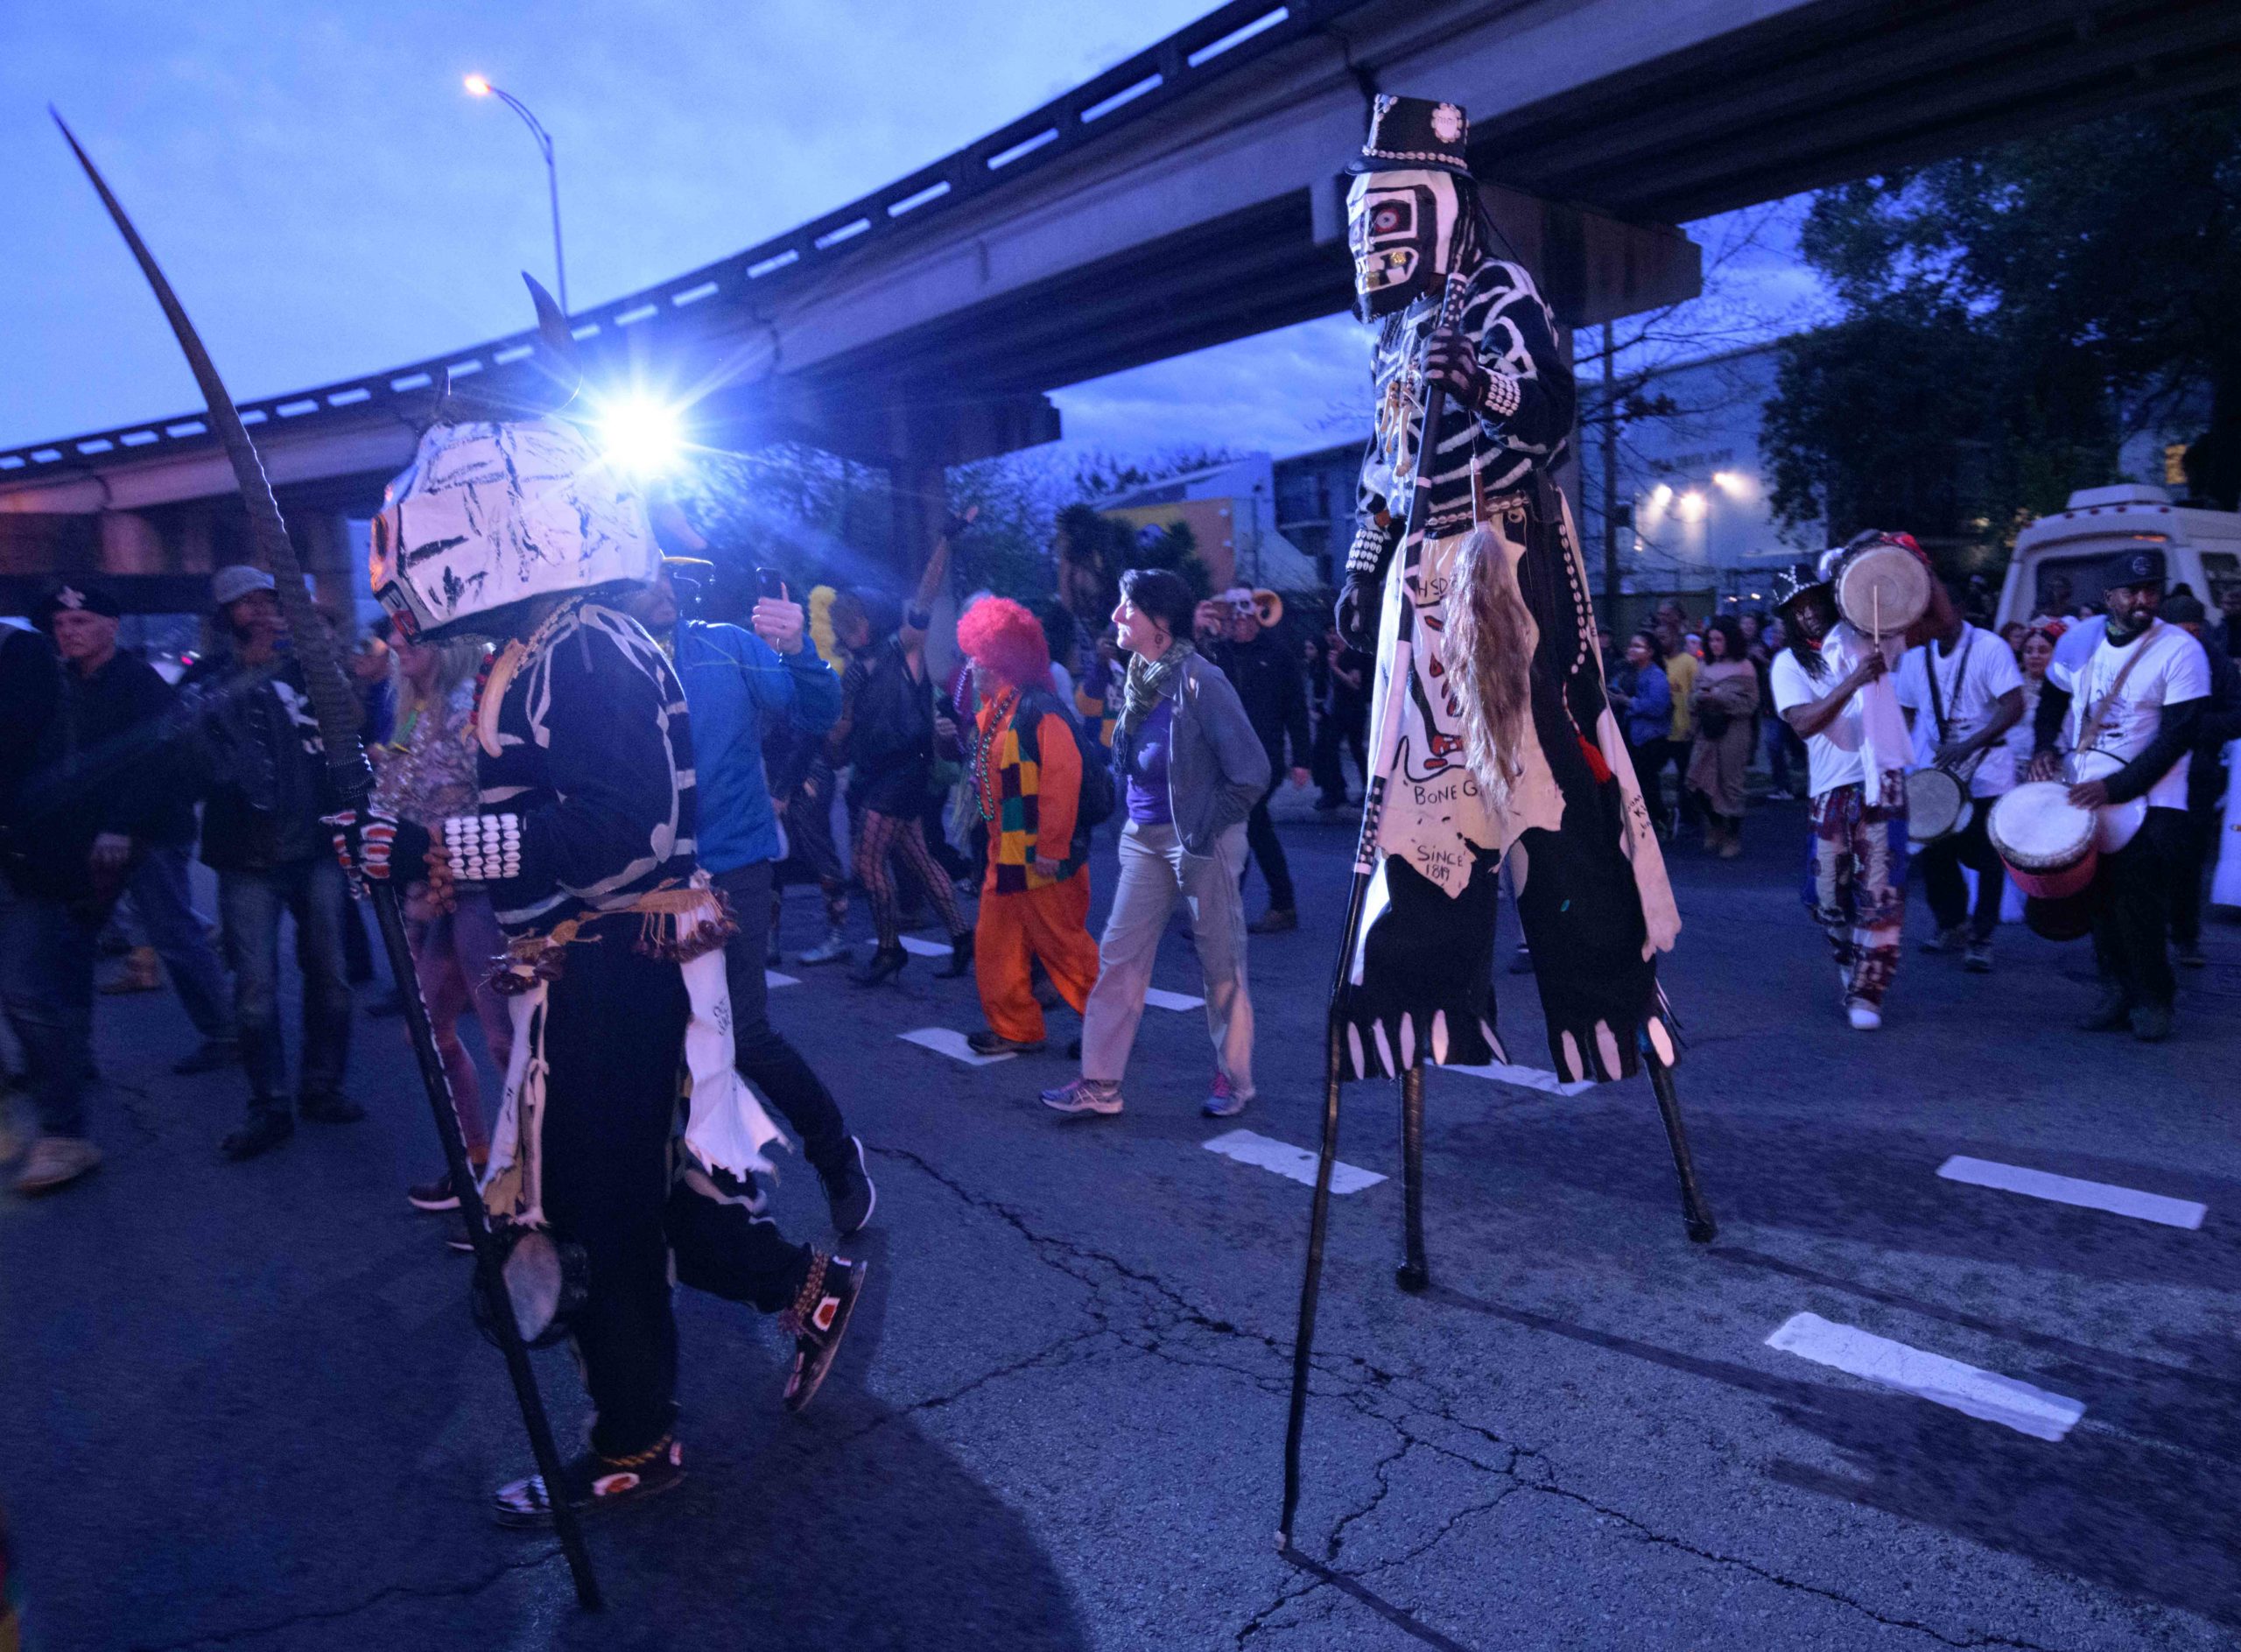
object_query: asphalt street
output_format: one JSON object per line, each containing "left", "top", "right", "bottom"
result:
{"left": 3, "top": 794, "right": 2236, "bottom": 1651}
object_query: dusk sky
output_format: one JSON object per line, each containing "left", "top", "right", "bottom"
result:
{"left": 2, "top": 3, "right": 1825, "bottom": 467}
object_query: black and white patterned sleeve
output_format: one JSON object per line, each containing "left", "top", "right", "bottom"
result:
{"left": 1349, "top": 432, "right": 1402, "bottom": 582}
{"left": 1461, "top": 261, "right": 1573, "bottom": 455}
{"left": 512, "top": 615, "right": 689, "bottom": 903}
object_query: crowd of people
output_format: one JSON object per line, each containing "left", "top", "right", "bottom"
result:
{"left": 3, "top": 513, "right": 2235, "bottom": 1530}
{"left": 6, "top": 544, "right": 2237, "bottom": 1206}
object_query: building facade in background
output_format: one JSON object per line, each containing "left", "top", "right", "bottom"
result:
{"left": 1097, "top": 453, "right": 1319, "bottom": 594}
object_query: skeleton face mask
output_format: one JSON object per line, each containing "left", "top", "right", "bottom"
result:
{"left": 1348, "top": 168, "right": 1464, "bottom": 320}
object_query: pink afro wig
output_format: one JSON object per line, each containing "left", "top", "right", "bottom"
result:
{"left": 956, "top": 596, "right": 1053, "bottom": 691}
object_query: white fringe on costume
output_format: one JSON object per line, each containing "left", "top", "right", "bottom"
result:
{"left": 479, "top": 907, "right": 786, "bottom": 1229}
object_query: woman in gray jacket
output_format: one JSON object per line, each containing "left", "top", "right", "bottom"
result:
{"left": 1043, "top": 569, "right": 1272, "bottom": 1119}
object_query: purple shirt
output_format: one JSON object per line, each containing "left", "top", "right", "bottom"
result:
{"left": 1125, "top": 697, "right": 1174, "bottom": 826}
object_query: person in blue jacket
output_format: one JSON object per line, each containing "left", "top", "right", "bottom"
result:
{"left": 1607, "top": 629, "right": 1675, "bottom": 833}
{"left": 629, "top": 557, "right": 875, "bottom": 1234}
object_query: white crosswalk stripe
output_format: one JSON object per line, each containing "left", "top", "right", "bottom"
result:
{"left": 1766, "top": 1312, "right": 2086, "bottom": 1442}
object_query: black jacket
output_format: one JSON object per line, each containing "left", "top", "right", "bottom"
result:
{"left": 180, "top": 649, "right": 336, "bottom": 873}
{"left": 9, "top": 650, "right": 186, "bottom": 901}
{"left": 0, "top": 629, "right": 60, "bottom": 830}
{"left": 1210, "top": 630, "right": 1312, "bottom": 772}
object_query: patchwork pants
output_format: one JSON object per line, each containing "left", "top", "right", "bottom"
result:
{"left": 1803, "top": 778, "right": 1909, "bottom": 1009}
{"left": 975, "top": 869, "right": 1100, "bottom": 1044}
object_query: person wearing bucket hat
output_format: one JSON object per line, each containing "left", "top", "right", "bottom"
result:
{"left": 1769, "top": 559, "right": 1912, "bottom": 1029}
{"left": 179, "top": 562, "right": 361, "bottom": 1158}
{"left": 2027, "top": 544, "right": 2212, "bottom": 1039}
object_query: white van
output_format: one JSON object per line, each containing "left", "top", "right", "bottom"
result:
{"left": 1995, "top": 483, "right": 2241, "bottom": 627}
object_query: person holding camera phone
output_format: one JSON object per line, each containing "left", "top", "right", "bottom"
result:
{"left": 626, "top": 543, "right": 875, "bottom": 1236}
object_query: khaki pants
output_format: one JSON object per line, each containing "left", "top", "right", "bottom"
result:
{"left": 1078, "top": 820, "right": 1254, "bottom": 1099}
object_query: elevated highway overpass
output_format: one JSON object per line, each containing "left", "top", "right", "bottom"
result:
{"left": 6, "top": 0, "right": 2239, "bottom": 607}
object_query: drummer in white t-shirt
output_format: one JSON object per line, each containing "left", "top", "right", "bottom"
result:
{"left": 2025, "top": 547, "right": 2210, "bottom": 1042}
{"left": 1893, "top": 582, "right": 2024, "bottom": 971}
{"left": 1767, "top": 550, "right": 1923, "bottom": 1030}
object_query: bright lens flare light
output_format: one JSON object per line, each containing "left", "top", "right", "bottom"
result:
{"left": 598, "top": 396, "right": 685, "bottom": 477}
{"left": 463, "top": 74, "right": 492, "bottom": 96}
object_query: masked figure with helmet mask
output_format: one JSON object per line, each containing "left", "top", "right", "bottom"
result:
{"left": 342, "top": 282, "right": 868, "bottom": 1525}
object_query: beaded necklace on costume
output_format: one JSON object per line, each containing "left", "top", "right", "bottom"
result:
{"left": 969, "top": 686, "right": 1022, "bottom": 824}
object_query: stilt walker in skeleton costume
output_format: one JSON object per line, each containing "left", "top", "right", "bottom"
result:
{"left": 1278, "top": 97, "right": 1717, "bottom": 1549}
{"left": 347, "top": 285, "right": 868, "bottom": 1528}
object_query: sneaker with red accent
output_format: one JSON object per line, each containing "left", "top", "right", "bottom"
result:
{"left": 1202, "top": 1071, "right": 1246, "bottom": 1118}
{"left": 490, "top": 1435, "right": 685, "bottom": 1528}
{"left": 782, "top": 1254, "right": 868, "bottom": 1414}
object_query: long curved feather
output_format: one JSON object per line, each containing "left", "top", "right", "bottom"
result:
{"left": 52, "top": 109, "right": 365, "bottom": 771}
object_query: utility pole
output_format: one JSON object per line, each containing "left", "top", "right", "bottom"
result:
{"left": 1599, "top": 323, "right": 1621, "bottom": 629}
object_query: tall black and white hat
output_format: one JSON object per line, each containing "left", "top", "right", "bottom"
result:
{"left": 1345, "top": 95, "right": 1472, "bottom": 176}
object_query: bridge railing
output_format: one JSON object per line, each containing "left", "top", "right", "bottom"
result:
{"left": 4, "top": 0, "right": 1342, "bottom": 488}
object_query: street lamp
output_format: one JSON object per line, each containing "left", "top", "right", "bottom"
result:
{"left": 464, "top": 74, "right": 568, "bottom": 316}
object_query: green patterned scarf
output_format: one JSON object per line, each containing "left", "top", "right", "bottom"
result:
{"left": 1116, "top": 636, "right": 1195, "bottom": 755}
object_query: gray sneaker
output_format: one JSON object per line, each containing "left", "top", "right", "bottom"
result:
{"left": 14, "top": 1135, "right": 102, "bottom": 1195}
{"left": 1963, "top": 939, "right": 1992, "bottom": 974}
{"left": 797, "top": 931, "right": 851, "bottom": 967}
{"left": 1918, "top": 925, "right": 1966, "bottom": 956}
{"left": 1039, "top": 1078, "right": 1123, "bottom": 1117}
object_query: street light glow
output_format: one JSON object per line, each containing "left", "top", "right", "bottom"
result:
{"left": 1648, "top": 483, "right": 1673, "bottom": 509}
{"left": 463, "top": 73, "right": 492, "bottom": 97}
{"left": 1711, "top": 468, "right": 1747, "bottom": 496}
{"left": 597, "top": 395, "right": 685, "bottom": 477}
{"left": 1678, "top": 489, "right": 1707, "bottom": 521}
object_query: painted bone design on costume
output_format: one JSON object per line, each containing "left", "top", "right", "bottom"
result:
{"left": 1338, "top": 118, "right": 1680, "bottom": 1087}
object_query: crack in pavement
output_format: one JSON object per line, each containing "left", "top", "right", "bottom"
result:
{"left": 1513, "top": 1473, "right": 2066, "bottom": 1652}
{"left": 874, "top": 1142, "right": 2076, "bottom": 1652}
{"left": 127, "top": 1545, "right": 562, "bottom": 1650}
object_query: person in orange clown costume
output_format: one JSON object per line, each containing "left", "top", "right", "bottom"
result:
{"left": 952, "top": 598, "right": 1104, "bottom": 1055}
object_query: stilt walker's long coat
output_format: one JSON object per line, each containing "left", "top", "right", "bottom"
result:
{"left": 1338, "top": 250, "right": 1682, "bottom": 1086}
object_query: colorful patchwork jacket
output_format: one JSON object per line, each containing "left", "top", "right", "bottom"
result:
{"left": 973, "top": 686, "right": 1088, "bottom": 895}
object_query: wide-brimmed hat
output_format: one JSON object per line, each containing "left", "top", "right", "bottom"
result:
{"left": 1770, "top": 561, "right": 1831, "bottom": 616}
{"left": 1345, "top": 95, "right": 1472, "bottom": 176}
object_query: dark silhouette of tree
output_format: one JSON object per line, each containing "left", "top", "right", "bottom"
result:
{"left": 1761, "top": 103, "right": 2241, "bottom": 561}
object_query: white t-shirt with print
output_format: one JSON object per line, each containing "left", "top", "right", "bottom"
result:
{"left": 2048, "top": 619, "right": 2210, "bottom": 812}
{"left": 1894, "top": 624, "right": 2025, "bottom": 797}
{"left": 1774, "top": 636, "right": 1882, "bottom": 798}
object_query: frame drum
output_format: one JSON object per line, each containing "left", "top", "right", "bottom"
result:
{"left": 1831, "top": 538, "right": 1930, "bottom": 637}
{"left": 1904, "top": 767, "right": 1971, "bottom": 844}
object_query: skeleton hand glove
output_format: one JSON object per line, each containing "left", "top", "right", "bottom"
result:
{"left": 1336, "top": 574, "right": 1382, "bottom": 655}
{"left": 1423, "top": 330, "right": 1521, "bottom": 420}
{"left": 326, "top": 805, "right": 431, "bottom": 899}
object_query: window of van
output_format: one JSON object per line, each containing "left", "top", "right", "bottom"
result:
{"left": 2031, "top": 555, "right": 2107, "bottom": 615}
{"left": 2203, "top": 552, "right": 2239, "bottom": 608}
